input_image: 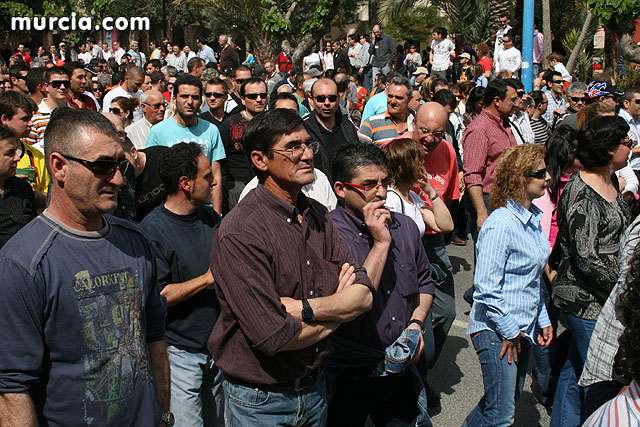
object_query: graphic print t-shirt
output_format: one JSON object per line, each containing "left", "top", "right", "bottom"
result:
{"left": 0, "top": 213, "right": 166, "bottom": 426}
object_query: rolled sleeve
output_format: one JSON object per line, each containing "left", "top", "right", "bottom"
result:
{"left": 212, "top": 233, "right": 302, "bottom": 356}
{"left": 474, "top": 221, "right": 520, "bottom": 340}
{"left": 358, "top": 120, "right": 374, "bottom": 144}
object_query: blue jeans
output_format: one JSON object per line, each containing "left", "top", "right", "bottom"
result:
{"left": 167, "top": 345, "right": 225, "bottom": 427}
{"left": 224, "top": 371, "right": 328, "bottom": 427}
{"left": 372, "top": 64, "right": 392, "bottom": 80}
{"left": 550, "top": 314, "right": 596, "bottom": 427}
{"left": 462, "top": 330, "right": 532, "bottom": 427}
{"left": 363, "top": 67, "right": 373, "bottom": 94}
{"left": 422, "top": 233, "right": 455, "bottom": 368}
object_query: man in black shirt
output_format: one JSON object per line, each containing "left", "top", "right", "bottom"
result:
{"left": 333, "top": 40, "right": 351, "bottom": 74}
{"left": 0, "top": 125, "right": 35, "bottom": 249}
{"left": 140, "top": 142, "right": 222, "bottom": 427}
{"left": 199, "top": 77, "right": 228, "bottom": 129}
{"left": 219, "top": 77, "right": 267, "bottom": 213}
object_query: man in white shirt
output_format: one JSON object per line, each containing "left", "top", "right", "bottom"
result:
{"left": 183, "top": 45, "right": 197, "bottom": 62}
{"left": 347, "top": 34, "right": 361, "bottom": 67}
{"left": 113, "top": 41, "right": 126, "bottom": 64}
{"left": 619, "top": 87, "right": 640, "bottom": 177}
{"left": 494, "top": 15, "right": 512, "bottom": 69}
{"left": 102, "top": 66, "right": 145, "bottom": 123}
{"left": 429, "top": 27, "right": 455, "bottom": 80}
{"left": 126, "top": 90, "right": 167, "bottom": 149}
{"left": 495, "top": 33, "right": 521, "bottom": 78}
{"left": 77, "top": 42, "right": 92, "bottom": 64}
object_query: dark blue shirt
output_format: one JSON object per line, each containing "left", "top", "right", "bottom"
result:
{"left": 331, "top": 206, "right": 435, "bottom": 350}
{"left": 140, "top": 204, "right": 221, "bottom": 351}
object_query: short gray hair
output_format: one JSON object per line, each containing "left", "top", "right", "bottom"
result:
{"left": 389, "top": 76, "right": 413, "bottom": 98}
{"left": 44, "top": 107, "right": 119, "bottom": 173}
{"left": 566, "top": 81, "right": 587, "bottom": 96}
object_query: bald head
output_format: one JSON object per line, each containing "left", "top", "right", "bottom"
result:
{"left": 413, "top": 102, "right": 449, "bottom": 154}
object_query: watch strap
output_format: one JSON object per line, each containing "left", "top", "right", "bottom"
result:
{"left": 408, "top": 319, "right": 425, "bottom": 330}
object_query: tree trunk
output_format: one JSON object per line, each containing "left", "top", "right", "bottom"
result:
{"left": 566, "top": 10, "right": 593, "bottom": 74}
{"left": 254, "top": 31, "right": 277, "bottom": 64}
{"left": 542, "top": 0, "right": 552, "bottom": 69}
{"left": 604, "top": 27, "right": 615, "bottom": 71}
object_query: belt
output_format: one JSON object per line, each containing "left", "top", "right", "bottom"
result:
{"left": 226, "top": 372, "right": 320, "bottom": 393}
{"left": 432, "top": 67, "right": 447, "bottom": 71}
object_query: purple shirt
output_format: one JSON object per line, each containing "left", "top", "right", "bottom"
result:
{"left": 331, "top": 206, "right": 435, "bottom": 350}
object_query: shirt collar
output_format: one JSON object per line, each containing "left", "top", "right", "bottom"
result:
{"left": 481, "top": 108, "right": 509, "bottom": 130}
{"left": 333, "top": 205, "right": 368, "bottom": 233}
{"left": 254, "top": 184, "right": 311, "bottom": 223}
{"left": 506, "top": 198, "right": 543, "bottom": 226}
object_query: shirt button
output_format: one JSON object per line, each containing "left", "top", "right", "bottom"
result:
{"left": 315, "top": 347, "right": 319, "bottom": 353}
{"left": 387, "top": 290, "right": 391, "bottom": 295}
{"left": 309, "top": 290, "right": 314, "bottom": 296}
{"left": 306, "top": 260, "right": 310, "bottom": 265}
{"left": 358, "top": 232, "right": 363, "bottom": 237}
{"left": 286, "top": 218, "right": 291, "bottom": 223}
{"left": 392, "top": 316, "right": 396, "bottom": 321}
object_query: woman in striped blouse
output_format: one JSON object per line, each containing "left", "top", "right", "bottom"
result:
{"left": 463, "top": 144, "right": 553, "bottom": 427}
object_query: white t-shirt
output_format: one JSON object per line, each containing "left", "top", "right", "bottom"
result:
{"left": 496, "top": 47, "right": 521, "bottom": 74}
{"left": 303, "top": 52, "right": 322, "bottom": 71}
{"left": 78, "top": 52, "right": 92, "bottom": 64}
{"left": 554, "top": 63, "right": 573, "bottom": 82}
{"left": 239, "top": 169, "right": 337, "bottom": 211}
{"left": 385, "top": 188, "right": 426, "bottom": 236}
{"left": 102, "top": 85, "right": 144, "bottom": 123}
{"left": 430, "top": 39, "right": 455, "bottom": 70}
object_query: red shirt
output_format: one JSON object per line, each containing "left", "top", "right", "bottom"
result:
{"left": 478, "top": 56, "right": 492, "bottom": 73}
{"left": 66, "top": 94, "right": 98, "bottom": 110}
{"left": 462, "top": 109, "right": 517, "bottom": 193}
{"left": 276, "top": 52, "right": 292, "bottom": 72}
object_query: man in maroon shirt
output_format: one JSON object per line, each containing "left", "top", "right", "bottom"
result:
{"left": 64, "top": 62, "right": 98, "bottom": 110}
{"left": 209, "top": 108, "right": 374, "bottom": 425}
{"left": 461, "top": 78, "right": 517, "bottom": 303}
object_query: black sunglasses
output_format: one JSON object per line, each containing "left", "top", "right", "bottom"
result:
{"left": 205, "top": 92, "right": 226, "bottom": 99}
{"left": 527, "top": 168, "right": 547, "bottom": 179}
{"left": 235, "top": 78, "right": 248, "bottom": 85}
{"left": 634, "top": 99, "right": 640, "bottom": 105}
{"left": 244, "top": 92, "right": 267, "bottom": 100}
{"left": 570, "top": 96, "right": 587, "bottom": 103}
{"left": 59, "top": 153, "right": 129, "bottom": 176}
{"left": 552, "top": 80, "right": 564, "bottom": 84}
{"left": 314, "top": 94, "right": 338, "bottom": 103}
{"left": 111, "top": 107, "right": 122, "bottom": 115}
{"left": 50, "top": 80, "right": 69, "bottom": 89}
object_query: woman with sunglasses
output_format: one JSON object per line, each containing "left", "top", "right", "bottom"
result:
{"left": 110, "top": 96, "right": 139, "bottom": 128}
{"left": 463, "top": 144, "right": 553, "bottom": 427}
{"left": 549, "top": 115, "right": 632, "bottom": 426}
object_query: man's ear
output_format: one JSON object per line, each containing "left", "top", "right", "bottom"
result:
{"left": 0, "top": 114, "right": 9, "bottom": 127}
{"left": 334, "top": 181, "right": 346, "bottom": 199}
{"left": 251, "top": 150, "right": 268, "bottom": 172}
{"left": 178, "top": 175, "right": 192, "bottom": 192}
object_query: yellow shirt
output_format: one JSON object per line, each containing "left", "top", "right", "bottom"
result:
{"left": 17, "top": 142, "right": 50, "bottom": 194}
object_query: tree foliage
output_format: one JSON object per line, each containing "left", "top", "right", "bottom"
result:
{"left": 585, "top": 0, "right": 640, "bottom": 30}
{"left": 432, "top": 0, "right": 492, "bottom": 44}
{"left": 386, "top": 6, "right": 444, "bottom": 43}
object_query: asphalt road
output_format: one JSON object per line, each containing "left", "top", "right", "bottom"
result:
{"left": 427, "top": 240, "right": 552, "bottom": 427}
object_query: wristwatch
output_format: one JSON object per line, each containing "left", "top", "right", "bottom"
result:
{"left": 301, "top": 298, "right": 314, "bottom": 323}
{"left": 408, "top": 319, "right": 425, "bottom": 331}
{"left": 161, "top": 411, "right": 175, "bottom": 427}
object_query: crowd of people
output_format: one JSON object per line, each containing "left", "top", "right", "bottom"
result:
{"left": 0, "top": 18, "right": 639, "bottom": 427}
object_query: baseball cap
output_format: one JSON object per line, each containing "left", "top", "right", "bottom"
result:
{"left": 84, "top": 64, "right": 98, "bottom": 74}
{"left": 459, "top": 53, "right": 471, "bottom": 60}
{"left": 585, "top": 80, "right": 621, "bottom": 99}
{"left": 412, "top": 66, "right": 429, "bottom": 75}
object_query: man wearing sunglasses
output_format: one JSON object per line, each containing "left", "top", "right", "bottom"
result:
{"left": 224, "top": 65, "right": 251, "bottom": 115}
{"left": 146, "top": 74, "right": 226, "bottom": 214}
{"left": 0, "top": 108, "right": 171, "bottom": 426}
{"left": 218, "top": 77, "right": 268, "bottom": 213}
{"left": 304, "top": 78, "right": 358, "bottom": 181}
{"left": 24, "top": 67, "right": 71, "bottom": 153}
{"left": 543, "top": 71, "right": 566, "bottom": 125}
{"left": 554, "top": 81, "right": 588, "bottom": 132}
{"left": 619, "top": 87, "right": 640, "bottom": 179}
{"left": 199, "top": 77, "right": 228, "bottom": 128}
{"left": 125, "top": 90, "right": 166, "bottom": 150}
{"left": 209, "top": 108, "right": 373, "bottom": 426}
{"left": 8, "top": 64, "right": 29, "bottom": 96}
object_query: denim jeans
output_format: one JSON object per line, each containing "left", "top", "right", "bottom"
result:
{"left": 167, "top": 345, "right": 225, "bottom": 427}
{"left": 550, "top": 313, "right": 596, "bottom": 427}
{"left": 422, "top": 233, "right": 455, "bottom": 368}
{"left": 462, "top": 330, "right": 532, "bottom": 427}
{"left": 363, "top": 67, "right": 373, "bottom": 94}
{"left": 372, "top": 64, "right": 392, "bottom": 80}
{"left": 224, "top": 371, "right": 327, "bottom": 427}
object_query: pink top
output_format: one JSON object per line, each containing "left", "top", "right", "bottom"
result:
{"left": 532, "top": 172, "right": 573, "bottom": 248}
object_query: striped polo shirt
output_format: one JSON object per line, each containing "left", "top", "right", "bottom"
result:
{"left": 24, "top": 99, "right": 71, "bottom": 153}
{"left": 358, "top": 110, "right": 415, "bottom": 147}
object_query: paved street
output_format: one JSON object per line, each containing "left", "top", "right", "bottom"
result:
{"left": 428, "top": 241, "right": 552, "bottom": 427}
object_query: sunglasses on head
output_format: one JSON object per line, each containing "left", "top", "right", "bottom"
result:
{"left": 205, "top": 92, "right": 226, "bottom": 99}
{"left": 527, "top": 168, "right": 547, "bottom": 179}
{"left": 50, "top": 80, "right": 69, "bottom": 89}
{"left": 314, "top": 94, "right": 338, "bottom": 103}
{"left": 244, "top": 92, "right": 267, "bottom": 100}
{"left": 59, "top": 153, "right": 129, "bottom": 176}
